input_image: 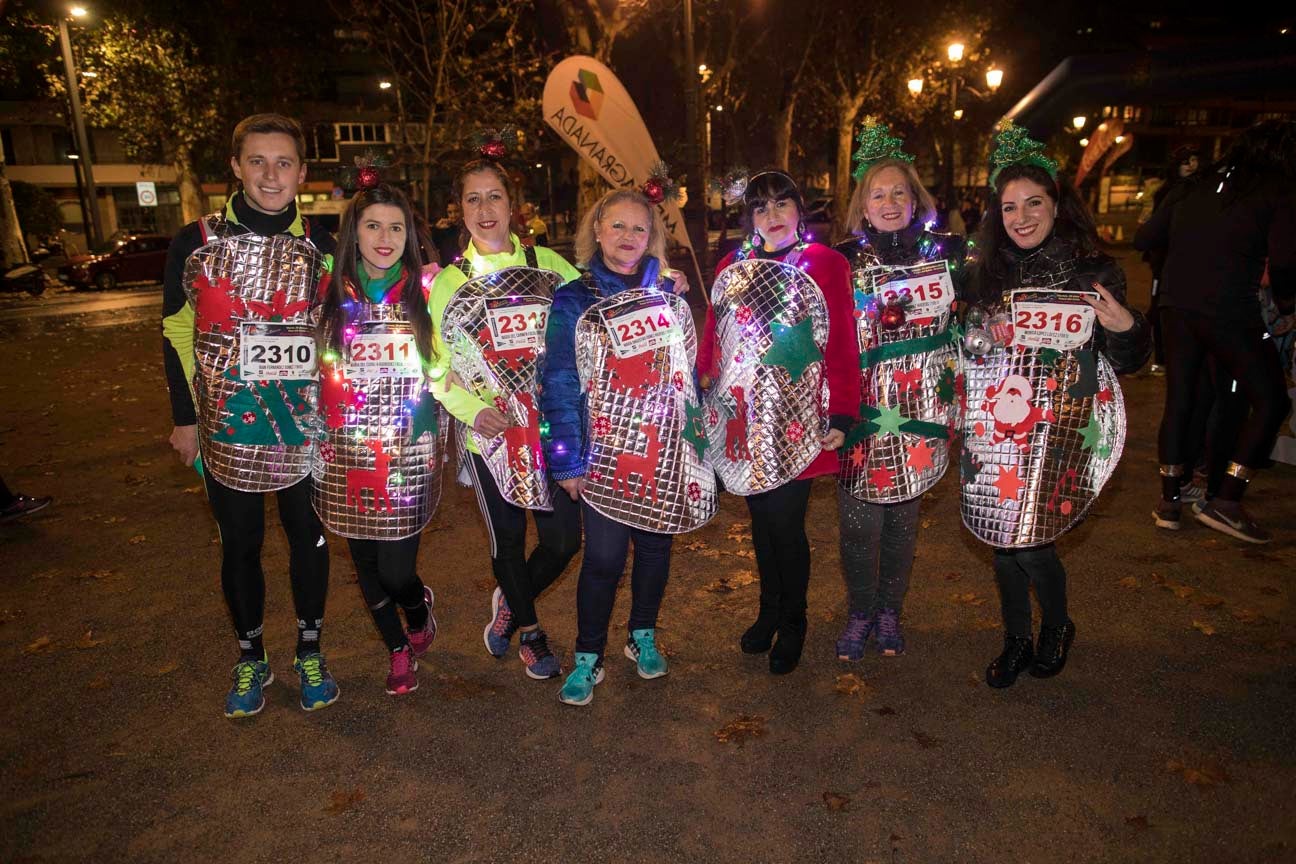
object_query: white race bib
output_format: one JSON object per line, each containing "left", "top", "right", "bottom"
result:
{"left": 485, "top": 298, "right": 548, "bottom": 352}
{"left": 346, "top": 332, "right": 422, "bottom": 379}
{"left": 876, "top": 260, "right": 955, "bottom": 321}
{"left": 599, "top": 294, "right": 682, "bottom": 359}
{"left": 240, "top": 323, "right": 317, "bottom": 379}
{"left": 1009, "top": 289, "right": 1098, "bottom": 351}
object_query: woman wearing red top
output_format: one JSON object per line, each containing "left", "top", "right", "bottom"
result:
{"left": 698, "top": 171, "right": 860, "bottom": 674}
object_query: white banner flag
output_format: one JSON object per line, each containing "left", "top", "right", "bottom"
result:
{"left": 543, "top": 55, "right": 693, "bottom": 254}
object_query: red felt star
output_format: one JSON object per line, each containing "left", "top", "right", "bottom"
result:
{"left": 1097, "top": 388, "right": 1114, "bottom": 404}
{"left": 849, "top": 443, "right": 867, "bottom": 468}
{"left": 869, "top": 465, "right": 895, "bottom": 492}
{"left": 906, "top": 439, "right": 935, "bottom": 472}
{"left": 993, "top": 465, "right": 1025, "bottom": 502}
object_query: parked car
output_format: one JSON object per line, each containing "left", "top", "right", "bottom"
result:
{"left": 63, "top": 233, "right": 171, "bottom": 290}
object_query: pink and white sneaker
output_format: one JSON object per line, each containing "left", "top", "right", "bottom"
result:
{"left": 407, "top": 586, "right": 438, "bottom": 658}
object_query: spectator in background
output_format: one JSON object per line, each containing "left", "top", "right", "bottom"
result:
{"left": 1142, "top": 145, "right": 1201, "bottom": 374}
{"left": 523, "top": 203, "right": 549, "bottom": 247}
{"left": 431, "top": 200, "right": 462, "bottom": 265}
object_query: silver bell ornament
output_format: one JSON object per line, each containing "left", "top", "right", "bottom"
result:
{"left": 963, "top": 327, "right": 993, "bottom": 355}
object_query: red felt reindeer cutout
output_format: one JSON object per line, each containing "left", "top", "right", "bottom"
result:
{"left": 725, "top": 386, "right": 751, "bottom": 461}
{"left": 478, "top": 325, "right": 535, "bottom": 371}
{"left": 612, "top": 423, "right": 663, "bottom": 502}
{"left": 502, "top": 392, "right": 544, "bottom": 474}
{"left": 346, "top": 439, "right": 393, "bottom": 513}
{"left": 607, "top": 349, "right": 661, "bottom": 399}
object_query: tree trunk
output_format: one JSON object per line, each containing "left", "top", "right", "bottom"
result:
{"left": 174, "top": 144, "right": 204, "bottom": 225}
{"left": 0, "top": 152, "right": 29, "bottom": 266}
{"left": 772, "top": 99, "right": 796, "bottom": 171}
{"left": 832, "top": 94, "right": 864, "bottom": 240}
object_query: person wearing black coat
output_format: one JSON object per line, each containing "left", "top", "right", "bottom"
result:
{"left": 1137, "top": 120, "right": 1296, "bottom": 545}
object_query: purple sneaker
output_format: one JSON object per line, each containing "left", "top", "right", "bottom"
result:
{"left": 835, "top": 611, "right": 875, "bottom": 662}
{"left": 483, "top": 586, "right": 516, "bottom": 658}
{"left": 519, "top": 629, "right": 561, "bottom": 680}
{"left": 407, "top": 586, "right": 437, "bottom": 658}
{"left": 875, "top": 608, "right": 906, "bottom": 657}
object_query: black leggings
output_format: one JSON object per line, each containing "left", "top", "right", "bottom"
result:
{"left": 204, "top": 474, "right": 329, "bottom": 655}
{"left": 1157, "top": 308, "right": 1287, "bottom": 499}
{"left": 347, "top": 534, "right": 428, "bottom": 652}
{"left": 745, "top": 479, "right": 813, "bottom": 621}
{"left": 993, "top": 544, "right": 1068, "bottom": 638}
{"left": 574, "top": 503, "right": 673, "bottom": 657}
{"left": 465, "top": 453, "right": 581, "bottom": 628}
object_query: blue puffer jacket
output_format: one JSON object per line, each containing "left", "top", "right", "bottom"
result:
{"left": 541, "top": 252, "right": 661, "bottom": 480}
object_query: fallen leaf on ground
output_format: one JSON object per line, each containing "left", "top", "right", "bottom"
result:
{"left": 971, "top": 617, "right": 999, "bottom": 631}
{"left": 472, "top": 578, "right": 494, "bottom": 591}
{"left": 76, "top": 569, "right": 114, "bottom": 581}
{"left": 1196, "top": 594, "right": 1225, "bottom": 609}
{"left": 1167, "top": 584, "right": 1194, "bottom": 599}
{"left": 704, "top": 570, "right": 757, "bottom": 594}
{"left": 1150, "top": 572, "right": 1166, "bottom": 585}
{"left": 23, "top": 636, "right": 55, "bottom": 655}
{"left": 103, "top": 516, "right": 127, "bottom": 524}
{"left": 911, "top": 730, "right": 942, "bottom": 750}
{"left": 325, "top": 787, "right": 366, "bottom": 814}
{"left": 969, "top": 672, "right": 981, "bottom": 688}
{"left": 128, "top": 535, "right": 147, "bottom": 545}
{"left": 1198, "top": 538, "right": 1223, "bottom": 550}
{"left": 920, "top": 518, "right": 934, "bottom": 529}
{"left": 1166, "top": 757, "right": 1229, "bottom": 789}
{"left": 183, "top": 484, "right": 203, "bottom": 494}
{"left": 823, "top": 791, "right": 851, "bottom": 812}
{"left": 873, "top": 706, "right": 897, "bottom": 716}
{"left": 31, "top": 569, "right": 59, "bottom": 580}
{"left": 1231, "top": 608, "right": 1267, "bottom": 625}
{"left": 1191, "top": 620, "right": 1217, "bottom": 636}
{"left": 943, "top": 571, "right": 962, "bottom": 582}
{"left": 1257, "top": 585, "right": 1281, "bottom": 596}
{"left": 154, "top": 661, "right": 178, "bottom": 676}
{"left": 683, "top": 541, "right": 722, "bottom": 559}
{"left": 1117, "top": 576, "right": 1140, "bottom": 590}
{"left": 74, "top": 630, "right": 104, "bottom": 649}
{"left": 889, "top": 833, "right": 903, "bottom": 843}
{"left": 714, "top": 715, "right": 767, "bottom": 747}
{"left": 834, "top": 673, "right": 871, "bottom": 697}
{"left": 1125, "top": 815, "right": 1149, "bottom": 830}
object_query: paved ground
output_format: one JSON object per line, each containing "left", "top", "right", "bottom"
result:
{"left": 1, "top": 254, "right": 1293, "bottom": 863}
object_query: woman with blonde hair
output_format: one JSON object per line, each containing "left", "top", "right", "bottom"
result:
{"left": 541, "top": 180, "right": 701, "bottom": 705}
{"left": 831, "top": 119, "right": 971, "bottom": 662}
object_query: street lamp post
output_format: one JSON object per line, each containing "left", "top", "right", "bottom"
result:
{"left": 912, "top": 46, "right": 1002, "bottom": 215}
{"left": 58, "top": 6, "right": 101, "bottom": 248}
{"left": 535, "top": 162, "right": 555, "bottom": 240}
{"left": 680, "top": 0, "right": 708, "bottom": 285}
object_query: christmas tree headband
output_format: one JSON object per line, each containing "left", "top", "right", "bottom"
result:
{"left": 851, "top": 116, "right": 914, "bottom": 180}
{"left": 341, "top": 150, "right": 389, "bottom": 191}
{"left": 988, "top": 120, "right": 1058, "bottom": 187}
{"left": 472, "top": 127, "right": 518, "bottom": 162}
{"left": 709, "top": 165, "right": 751, "bottom": 206}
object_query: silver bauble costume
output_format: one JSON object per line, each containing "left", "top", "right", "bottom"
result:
{"left": 184, "top": 213, "right": 324, "bottom": 492}
{"left": 576, "top": 286, "right": 717, "bottom": 533}
{"left": 704, "top": 253, "right": 829, "bottom": 496}
{"left": 959, "top": 258, "right": 1127, "bottom": 548}
{"left": 312, "top": 298, "right": 448, "bottom": 540}
{"left": 441, "top": 266, "right": 563, "bottom": 510}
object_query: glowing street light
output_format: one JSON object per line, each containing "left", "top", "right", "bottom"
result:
{"left": 69, "top": 5, "right": 88, "bottom": 17}
{"left": 947, "top": 42, "right": 965, "bottom": 63}
{"left": 1079, "top": 137, "right": 1089, "bottom": 146}
{"left": 1115, "top": 135, "right": 1125, "bottom": 144}
{"left": 908, "top": 77, "right": 924, "bottom": 97}
{"left": 1072, "top": 115, "right": 1087, "bottom": 130}
{"left": 378, "top": 80, "right": 392, "bottom": 90}
{"left": 953, "top": 108, "right": 964, "bottom": 120}
{"left": 985, "top": 68, "right": 1003, "bottom": 90}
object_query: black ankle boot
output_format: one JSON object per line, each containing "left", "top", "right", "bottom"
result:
{"left": 986, "top": 635, "right": 1034, "bottom": 688}
{"left": 769, "top": 615, "right": 807, "bottom": 675}
{"left": 741, "top": 609, "right": 779, "bottom": 654}
{"left": 1030, "top": 620, "right": 1076, "bottom": 678}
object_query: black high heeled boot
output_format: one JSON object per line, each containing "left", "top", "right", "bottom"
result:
{"left": 768, "top": 613, "right": 807, "bottom": 675}
{"left": 1029, "top": 620, "right": 1076, "bottom": 678}
{"left": 740, "top": 573, "right": 781, "bottom": 654}
{"left": 986, "top": 635, "right": 1034, "bottom": 689}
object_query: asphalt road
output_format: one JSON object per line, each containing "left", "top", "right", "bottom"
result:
{"left": 1, "top": 254, "right": 1293, "bottom": 863}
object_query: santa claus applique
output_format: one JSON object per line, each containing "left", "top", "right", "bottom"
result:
{"left": 983, "top": 374, "right": 1055, "bottom": 448}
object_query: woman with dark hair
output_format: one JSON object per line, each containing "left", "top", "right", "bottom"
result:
{"left": 314, "top": 180, "right": 440, "bottom": 695}
{"left": 428, "top": 144, "right": 583, "bottom": 681}
{"left": 697, "top": 170, "right": 860, "bottom": 675}
{"left": 832, "top": 119, "right": 971, "bottom": 661}
{"left": 1139, "top": 119, "right": 1296, "bottom": 544}
{"left": 963, "top": 123, "right": 1149, "bottom": 689}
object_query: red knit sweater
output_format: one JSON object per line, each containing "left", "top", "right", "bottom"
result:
{"left": 697, "top": 241, "right": 861, "bottom": 480}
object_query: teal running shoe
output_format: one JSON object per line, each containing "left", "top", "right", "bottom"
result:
{"left": 293, "top": 652, "right": 340, "bottom": 711}
{"left": 558, "top": 651, "right": 604, "bottom": 706}
{"left": 224, "top": 656, "right": 273, "bottom": 719}
{"left": 623, "top": 629, "right": 669, "bottom": 679}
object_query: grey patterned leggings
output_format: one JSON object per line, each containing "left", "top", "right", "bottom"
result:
{"left": 836, "top": 488, "right": 921, "bottom": 615}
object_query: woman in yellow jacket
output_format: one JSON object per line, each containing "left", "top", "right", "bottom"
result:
{"left": 428, "top": 153, "right": 581, "bottom": 681}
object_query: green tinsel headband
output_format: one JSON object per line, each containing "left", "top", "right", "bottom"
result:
{"left": 851, "top": 116, "right": 914, "bottom": 180}
{"left": 988, "top": 120, "right": 1058, "bottom": 187}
